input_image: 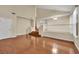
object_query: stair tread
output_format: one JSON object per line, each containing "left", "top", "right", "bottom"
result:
{"left": 29, "top": 31, "right": 41, "bottom": 37}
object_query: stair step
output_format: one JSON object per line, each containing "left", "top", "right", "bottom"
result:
{"left": 29, "top": 31, "right": 41, "bottom": 37}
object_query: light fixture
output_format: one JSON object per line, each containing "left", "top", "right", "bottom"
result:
{"left": 11, "top": 12, "right": 16, "bottom": 15}
{"left": 9, "top": 9, "right": 16, "bottom": 15}
{"left": 53, "top": 17, "right": 58, "bottom": 20}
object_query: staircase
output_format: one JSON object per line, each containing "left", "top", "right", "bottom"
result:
{"left": 29, "top": 26, "right": 41, "bottom": 37}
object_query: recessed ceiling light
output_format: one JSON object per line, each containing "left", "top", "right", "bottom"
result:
{"left": 53, "top": 17, "right": 58, "bottom": 20}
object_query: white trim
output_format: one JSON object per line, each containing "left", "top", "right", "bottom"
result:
{"left": 74, "top": 38, "right": 79, "bottom": 51}
{"left": 0, "top": 35, "right": 16, "bottom": 40}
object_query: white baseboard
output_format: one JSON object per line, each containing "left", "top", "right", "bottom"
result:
{"left": 0, "top": 35, "right": 16, "bottom": 40}
{"left": 10, "top": 35, "right": 16, "bottom": 38}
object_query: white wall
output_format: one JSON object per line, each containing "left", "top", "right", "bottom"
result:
{"left": 78, "top": 6, "right": 79, "bottom": 38}
{"left": 70, "top": 7, "right": 77, "bottom": 38}
{"left": 76, "top": 8, "right": 79, "bottom": 50}
{"left": 72, "top": 6, "right": 79, "bottom": 51}
{"left": 46, "top": 16, "right": 70, "bottom": 33}
{"left": 0, "top": 17, "right": 13, "bottom": 39}
{"left": 0, "top": 6, "right": 35, "bottom": 39}
{"left": 16, "top": 17, "right": 31, "bottom": 35}
{"left": 38, "top": 16, "right": 70, "bottom": 33}
{"left": 37, "top": 15, "right": 75, "bottom": 41}
{"left": 0, "top": 15, "right": 32, "bottom": 40}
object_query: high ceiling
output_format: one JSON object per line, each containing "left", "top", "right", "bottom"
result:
{"left": 0, "top": 5, "right": 35, "bottom": 19}
{"left": 36, "top": 5, "right": 75, "bottom": 19}
{"left": 0, "top": 5, "right": 76, "bottom": 19}
{"left": 36, "top": 5, "right": 75, "bottom": 13}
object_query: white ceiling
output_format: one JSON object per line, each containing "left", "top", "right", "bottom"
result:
{"left": 0, "top": 5, "right": 76, "bottom": 19}
{"left": 0, "top": 5, "right": 35, "bottom": 19}
{"left": 36, "top": 5, "right": 75, "bottom": 12}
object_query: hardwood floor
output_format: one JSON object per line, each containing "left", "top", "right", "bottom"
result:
{"left": 0, "top": 35, "right": 78, "bottom": 54}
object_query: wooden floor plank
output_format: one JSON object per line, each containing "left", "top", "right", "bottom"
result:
{"left": 0, "top": 35, "right": 78, "bottom": 54}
